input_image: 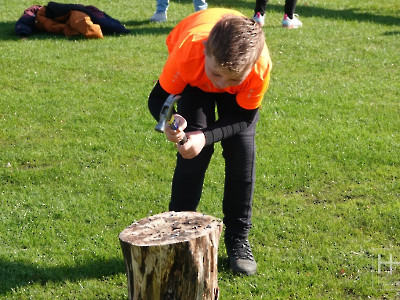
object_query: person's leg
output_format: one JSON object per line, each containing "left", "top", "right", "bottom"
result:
{"left": 156, "top": 0, "right": 169, "bottom": 13}
{"left": 150, "top": 0, "right": 169, "bottom": 22}
{"left": 282, "top": 0, "right": 302, "bottom": 28}
{"left": 253, "top": 0, "right": 268, "bottom": 26}
{"left": 216, "top": 94, "right": 259, "bottom": 275}
{"left": 219, "top": 116, "right": 258, "bottom": 238}
{"left": 169, "top": 86, "right": 215, "bottom": 212}
{"left": 284, "top": 0, "right": 298, "bottom": 18}
{"left": 254, "top": 0, "right": 268, "bottom": 15}
{"left": 193, "top": 0, "right": 208, "bottom": 12}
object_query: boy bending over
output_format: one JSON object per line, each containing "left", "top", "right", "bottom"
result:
{"left": 148, "top": 8, "right": 272, "bottom": 275}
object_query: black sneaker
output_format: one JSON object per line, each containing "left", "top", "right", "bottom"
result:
{"left": 225, "top": 235, "right": 257, "bottom": 275}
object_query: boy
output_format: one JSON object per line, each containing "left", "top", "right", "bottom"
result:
{"left": 148, "top": 8, "right": 272, "bottom": 275}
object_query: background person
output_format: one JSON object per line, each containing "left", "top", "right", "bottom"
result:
{"left": 253, "top": 0, "right": 302, "bottom": 28}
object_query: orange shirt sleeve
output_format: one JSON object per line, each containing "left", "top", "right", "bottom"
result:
{"left": 159, "top": 49, "right": 188, "bottom": 95}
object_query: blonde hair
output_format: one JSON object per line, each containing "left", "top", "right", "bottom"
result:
{"left": 205, "top": 14, "right": 265, "bottom": 74}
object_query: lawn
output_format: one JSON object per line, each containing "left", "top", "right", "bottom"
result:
{"left": 1, "top": 0, "right": 399, "bottom": 299}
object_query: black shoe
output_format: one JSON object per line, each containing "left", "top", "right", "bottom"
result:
{"left": 225, "top": 235, "right": 257, "bottom": 275}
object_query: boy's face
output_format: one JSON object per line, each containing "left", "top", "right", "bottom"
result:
{"left": 204, "top": 54, "right": 251, "bottom": 89}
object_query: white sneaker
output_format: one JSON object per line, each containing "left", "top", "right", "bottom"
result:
{"left": 253, "top": 12, "right": 265, "bottom": 27}
{"left": 150, "top": 12, "right": 167, "bottom": 22}
{"left": 281, "top": 14, "right": 302, "bottom": 28}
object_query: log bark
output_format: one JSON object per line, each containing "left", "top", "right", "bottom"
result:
{"left": 119, "top": 211, "right": 223, "bottom": 300}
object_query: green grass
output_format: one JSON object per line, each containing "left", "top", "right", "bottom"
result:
{"left": 1, "top": 0, "right": 399, "bottom": 298}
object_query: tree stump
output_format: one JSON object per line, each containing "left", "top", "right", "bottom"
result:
{"left": 119, "top": 211, "right": 223, "bottom": 300}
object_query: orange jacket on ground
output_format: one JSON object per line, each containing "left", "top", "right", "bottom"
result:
{"left": 159, "top": 8, "right": 272, "bottom": 110}
{"left": 35, "top": 6, "right": 103, "bottom": 39}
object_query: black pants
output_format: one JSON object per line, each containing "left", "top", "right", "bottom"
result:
{"left": 255, "top": 0, "right": 298, "bottom": 17}
{"left": 169, "top": 86, "right": 258, "bottom": 238}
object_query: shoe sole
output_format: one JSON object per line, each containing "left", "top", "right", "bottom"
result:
{"left": 229, "top": 259, "right": 257, "bottom": 276}
{"left": 282, "top": 24, "right": 302, "bottom": 29}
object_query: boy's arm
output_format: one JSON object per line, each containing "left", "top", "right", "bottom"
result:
{"left": 149, "top": 81, "right": 187, "bottom": 145}
{"left": 149, "top": 81, "right": 258, "bottom": 146}
{"left": 179, "top": 101, "right": 257, "bottom": 159}
{"left": 202, "top": 94, "right": 258, "bottom": 146}
{"left": 148, "top": 81, "right": 171, "bottom": 121}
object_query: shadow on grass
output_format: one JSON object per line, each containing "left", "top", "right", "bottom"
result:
{"left": 123, "top": 20, "right": 174, "bottom": 36}
{"left": 266, "top": 4, "right": 400, "bottom": 27}
{"left": 0, "top": 257, "right": 125, "bottom": 295}
{"left": 0, "top": 21, "right": 20, "bottom": 41}
{"left": 1, "top": 3, "right": 398, "bottom": 41}
{"left": 2, "top": 2, "right": 399, "bottom": 41}
{"left": 383, "top": 30, "right": 400, "bottom": 36}
{"left": 218, "top": 256, "right": 231, "bottom": 273}
{"left": 0, "top": 19, "right": 173, "bottom": 41}
{"left": 1, "top": 255, "right": 235, "bottom": 295}
{"left": 205, "top": 0, "right": 400, "bottom": 27}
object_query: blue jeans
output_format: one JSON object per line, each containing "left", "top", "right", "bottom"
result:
{"left": 156, "top": 0, "right": 208, "bottom": 13}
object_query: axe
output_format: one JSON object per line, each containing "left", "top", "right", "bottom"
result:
{"left": 155, "top": 94, "right": 188, "bottom": 145}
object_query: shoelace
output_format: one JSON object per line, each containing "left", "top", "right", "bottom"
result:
{"left": 226, "top": 237, "right": 255, "bottom": 261}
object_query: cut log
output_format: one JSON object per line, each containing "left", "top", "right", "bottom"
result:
{"left": 119, "top": 211, "right": 223, "bottom": 300}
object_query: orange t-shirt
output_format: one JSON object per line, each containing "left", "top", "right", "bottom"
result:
{"left": 159, "top": 8, "right": 272, "bottom": 110}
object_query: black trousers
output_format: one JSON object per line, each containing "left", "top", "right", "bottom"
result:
{"left": 255, "top": 0, "right": 298, "bottom": 17}
{"left": 169, "top": 86, "right": 259, "bottom": 238}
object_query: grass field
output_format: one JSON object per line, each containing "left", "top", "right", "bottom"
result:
{"left": 1, "top": 0, "right": 399, "bottom": 298}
